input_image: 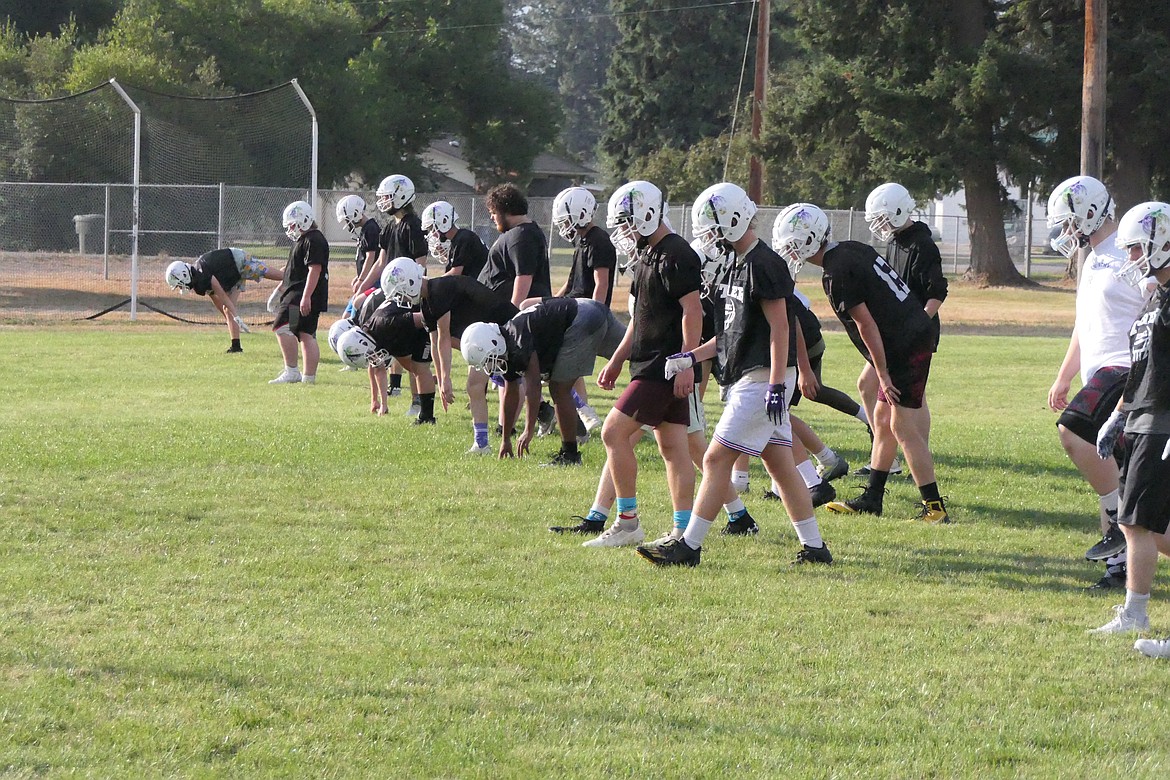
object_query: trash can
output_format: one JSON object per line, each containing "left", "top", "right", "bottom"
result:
{"left": 73, "top": 213, "right": 103, "bottom": 254}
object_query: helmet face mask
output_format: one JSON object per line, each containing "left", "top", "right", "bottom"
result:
{"left": 692, "top": 183, "right": 757, "bottom": 260}
{"left": 553, "top": 187, "right": 597, "bottom": 242}
{"left": 381, "top": 257, "right": 424, "bottom": 306}
{"left": 691, "top": 238, "right": 730, "bottom": 298}
{"left": 772, "top": 203, "right": 830, "bottom": 277}
{"left": 1115, "top": 201, "right": 1170, "bottom": 285}
{"left": 607, "top": 181, "right": 664, "bottom": 259}
{"left": 283, "top": 200, "right": 315, "bottom": 241}
{"left": 421, "top": 201, "right": 458, "bottom": 261}
{"left": 165, "top": 261, "right": 193, "bottom": 293}
{"left": 337, "top": 327, "right": 391, "bottom": 369}
{"left": 460, "top": 322, "right": 508, "bottom": 376}
{"left": 1046, "top": 175, "right": 1114, "bottom": 259}
{"left": 335, "top": 195, "right": 366, "bottom": 238}
{"left": 864, "top": 183, "right": 915, "bottom": 243}
{"left": 376, "top": 174, "right": 416, "bottom": 214}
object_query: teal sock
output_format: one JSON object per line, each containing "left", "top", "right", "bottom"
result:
{"left": 616, "top": 497, "right": 637, "bottom": 516}
{"left": 673, "top": 509, "right": 692, "bottom": 531}
{"left": 586, "top": 508, "right": 608, "bottom": 523}
{"left": 725, "top": 497, "right": 747, "bottom": 519}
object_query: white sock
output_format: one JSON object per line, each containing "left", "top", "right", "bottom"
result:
{"left": 791, "top": 516, "right": 823, "bottom": 548}
{"left": 682, "top": 515, "right": 712, "bottom": 550}
{"left": 731, "top": 469, "right": 750, "bottom": 492}
{"left": 796, "top": 459, "right": 821, "bottom": 488}
{"left": 771, "top": 479, "right": 781, "bottom": 494}
{"left": 1125, "top": 590, "right": 1150, "bottom": 618}
{"left": 285, "top": 365, "right": 299, "bottom": 373}
{"left": 301, "top": 374, "right": 315, "bottom": 384}
{"left": 615, "top": 513, "right": 639, "bottom": 531}
{"left": 1099, "top": 489, "right": 1119, "bottom": 524}
{"left": 814, "top": 446, "right": 837, "bottom": 467}
{"left": 856, "top": 407, "right": 869, "bottom": 424}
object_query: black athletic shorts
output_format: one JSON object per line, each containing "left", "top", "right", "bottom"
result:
{"left": 1057, "top": 366, "right": 1129, "bottom": 444}
{"left": 273, "top": 303, "right": 320, "bottom": 337}
{"left": 877, "top": 332, "right": 933, "bottom": 409}
{"left": 1118, "top": 432, "right": 1170, "bottom": 535}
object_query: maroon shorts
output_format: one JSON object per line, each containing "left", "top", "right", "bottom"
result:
{"left": 614, "top": 378, "right": 691, "bottom": 427}
{"left": 1057, "top": 366, "right": 1129, "bottom": 444}
{"left": 877, "top": 334, "right": 933, "bottom": 409}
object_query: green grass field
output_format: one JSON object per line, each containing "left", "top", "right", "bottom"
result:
{"left": 2, "top": 326, "right": 1169, "bottom": 777}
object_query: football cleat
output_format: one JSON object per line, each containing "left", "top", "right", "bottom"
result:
{"left": 549, "top": 516, "right": 605, "bottom": 535}
{"left": 388, "top": 386, "right": 402, "bottom": 397}
{"left": 912, "top": 499, "right": 950, "bottom": 525}
{"left": 576, "top": 418, "right": 590, "bottom": 447}
{"left": 268, "top": 368, "right": 302, "bottom": 384}
{"left": 1089, "top": 605, "right": 1149, "bottom": 634}
{"left": 762, "top": 488, "right": 781, "bottom": 501}
{"left": 792, "top": 543, "right": 833, "bottom": 565}
{"left": 536, "top": 401, "right": 557, "bottom": 437}
{"left": 817, "top": 457, "right": 850, "bottom": 482}
{"left": 544, "top": 450, "right": 582, "bottom": 467}
{"left": 824, "top": 489, "right": 884, "bottom": 516}
{"left": 808, "top": 480, "right": 837, "bottom": 508}
{"left": 466, "top": 444, "right": 492, "bottom": 456}
{"left": 413, "top": 416, "right": 436, "bottom": 425}
{"left": 582, "top": 521, "right": 645, "bottom": 548}
{"left": 226, "top": 344, "right": 244, "bottom": 353}
{"left": 300, "top": 375, "right": 316, "bottom": 385}
{"left": 853, "top": 459, "right": 902, "bottom": 477}
{"left": 578, "top": 404, "right": 603, "bottom": 432}
{"left": 635, "top": 537, "right": 701, "bottom": 567}
{"left": 721, "top": 512, "right": 760, "bottom": 536}
{"left": 1086, "top": 567, "right": 1127, "bottom": 591}
{"left": 406, "top": 402, "right": 422, "bottom": 417}
{"left": 1134, "top": 638, "right": 1170, "bottom": 659}
{"left": 1086, "top": 521, "right": 1127, "bottom": 562}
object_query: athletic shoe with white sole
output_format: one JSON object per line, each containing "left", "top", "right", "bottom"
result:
{"left": 466, "top": 444, "right": 492, "bottom": 456}
{"left": 579, "top": 404, "right": 603, "bottom": 432}
{"left": 817, "top": 457, "right": 850, "bottom": 482}
{"left": 268, "top": 368, "right": 302, "bottom": 384}
{"left": 1086, "top": 521, "right": 1126, "bottom": 562}
{"left": 1089, "top": 605, "right": 1149, "bottom": 634}
{"left": 582, "top": 522, "right": 645, "bottom": 548}
{"left": 1134, "top": 638, "right": 1170, "bottom": 658}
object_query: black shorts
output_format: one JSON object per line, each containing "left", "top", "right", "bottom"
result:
{"left": 615, "top": 378, "right": 690, "bottom": 427}
{"left": 273, "top": 303, "right": 320, "bottom": 337}
{"left": 790, "top": 346, "right": 825, "bottom": 408}
{"left": 399, "top": 330, "right": 432, "bottom": 364}
{"left": 1057, "top": 366, "right": 1129, "bottom": 444}
{"left": 1118, "top": 432, "right": 1170, "bottom": 534}
{"left": 877, "top": 333, "right": 933, "bottom": 409}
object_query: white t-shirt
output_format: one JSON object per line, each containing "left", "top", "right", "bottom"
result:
{"left": 1075, "top": 231, "right": 1147, "bottom": 382}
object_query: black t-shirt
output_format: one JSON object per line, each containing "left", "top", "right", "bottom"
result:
{"left": 278, "top": 229, "right": 329, "bottom": 311}
{"left": 190, "top": 248, "right": 241, "bottom": 296}
{"left": 1124, "top": 284, "right": 1170, "bottom": 414}
{"left": 821, "top": 240, "right": 929, "bottom": 363}
{"left": 446, "top": 228, "right": 489, "bottom": 280}
{"left": 356, "top": 289, "right": 387, "bottom": 327}
{"left": 500, "top": 297, "right": 579, "bottom": 381}
{"left": 366, "top": 300, "right": 426, "bottom": 358}
{"left": 885, "top": 220, "right": 946, "bottom": 346}
{"left": 479, "top": 221, "right": 552, "bottom": 301}
{"left": 791, "top": 290, "right": 823, "bottom": 351}
{"left": 628, "top": 232, "right": 703, "bottom": 381}
{"left": 715, "top": 240, "right": 795, "bottom": 385}
{"left": 356, "top": 218, "right": 381, "bottom": 273}
{"left": 421, "top": 274, "right": 518, "bottom": 338}
{"left": 565, "top": 225, "right": 617, "bottom": 306}
{"left": 379, "top": 209, "right": 427, "bottom": 261}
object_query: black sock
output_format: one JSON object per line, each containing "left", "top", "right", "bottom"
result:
{"left": 561, "top": 440, "right": 579, "bottom": 458}
{"left": 230, "top": 338, "right": 241, "bottom": 350}
{"left": 919, "top": 481, "right": 941, "bottom": 503}
{"left": 419, "top": 393, "right": 435, "bottom": 420}
{"left": 389, "top": 374, "right": 402, "bottom": 390}
{"left": 866, "top": 469, "right": 890, "bottom": 495}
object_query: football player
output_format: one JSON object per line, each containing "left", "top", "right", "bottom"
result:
{"left": 1089, "top": 202, "right": 1170, "bottom": 651}
{"left": 420, "top": 200, "right": 488, "bottom": 280}
{"left": 636, "top": 182, "right": 832, "bottom": 567}
{"left": 165, "top": 247, "right": 283, "bottom": 353}
{"left": 773, "top": 202, "right": 949, "bottom": 524}
{"left": 460, "top": 296, "right": 625, "bottom": 464}
{"left": 269, "top": 201, "right": 328, "bottom": 385}
{"left": 336, "top": 194, "right": 381, "bottom": 280}
{"left": 479, "top": 183, "right": 553, "bottom": 308}
{"left": 1046, "top": 175, "right": 1149, "bottom": 590}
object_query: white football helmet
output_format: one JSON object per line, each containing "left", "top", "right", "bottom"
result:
{"left": 165, "top": 261, "right": 193, "bottom": 293}
{"left": 283, "top": 200, "right": 315, "bottom": 241}
{"left": 421, "top": 201, "right": 459, "bottom": 260}
{"left": 460, "top": 321, "right": 508, "bottom": 376}
{"left": 1115, "top": 201, "right": 1170, "bottom": 285}
{"left": 691, "top": 237, "right": 730, "bottom": 299}
{"left": 375, "top": 174, "right": 415, "bottom": 213}
{"left": 692, "top": 182, "right": 757, "bottom": 260}
{"left": 1046, "top": 175, "right": 1114, "bottom": 258}
{"left": 865, "top": 182, "right": 916, "bottom": 242}
{"left": 328, "top": 317, "right": 356, "bottom": 355}
{"left": 335, "top": 194, "right": 366, "bottom": 237}
{"left": 381, "top": 257, "right": 425, "bottom": 306}
{"left": 552, "top": 187, "right": 597, "bottom": 242}
{"left": 336, "top": 327, "right": 391, "bottom": 369}
{"left": 772, "top": 203, "right": 830, "bottom": 277}
{"left": 606, "top": 181, "right": 665, "bottom": 258}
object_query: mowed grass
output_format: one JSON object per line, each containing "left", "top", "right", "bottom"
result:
{"left": 2, "top": 324, "right": 1169, "bottom": 778}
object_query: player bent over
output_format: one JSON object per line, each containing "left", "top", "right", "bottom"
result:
{"left": 460, "top": 297, "right": 625, "bottom": 464}
{"left": 637, "top": 182, "right": 831, "bottom": 567}
{"left": 1088, "top": 202, "right": 1170, "bottom": 655}
{"left": 165, "top": 248, "right": 283, "bottom": 352}
{"left": 270, "top": 201, "right": 328, "bottom": 385}
{"left": 773, "top": 203, "right": 949, "bottom": 523}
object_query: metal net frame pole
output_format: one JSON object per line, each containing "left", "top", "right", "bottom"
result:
{"left": 109, "top": 79, "right": 142, "bottom": 320}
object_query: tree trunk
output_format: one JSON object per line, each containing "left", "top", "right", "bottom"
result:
{"left": 962, "top": 153, "right": 1031, "bottom": 286}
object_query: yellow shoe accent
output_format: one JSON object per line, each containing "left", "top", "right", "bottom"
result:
{"left": 914, "top": 499, "right": 950, "bottom": 525}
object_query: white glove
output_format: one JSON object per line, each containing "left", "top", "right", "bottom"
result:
{"left": 664, "top": 351, "right": 696, "bottom": 380}
{"left": 266, "top": 287, "right": 281, "bottom": 314}
{"left": 1162, "top": 437, "right": 1170, "bottom": 461}
{"left": 1096, "top": 410, "right": 1125, "bottom": 460}
{"left": 233, "top": 315, "right": 251, "bottom": 334}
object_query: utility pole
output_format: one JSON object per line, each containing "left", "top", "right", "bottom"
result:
{"left": 748, "top": 0, "right": 769, "bottom": 203}
{"left": 1081, "top": 0, "right": 1106, "bottom": 179}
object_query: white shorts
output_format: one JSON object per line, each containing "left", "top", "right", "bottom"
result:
{"left": 712, "top": 367, "right": 797, "bottom": 456}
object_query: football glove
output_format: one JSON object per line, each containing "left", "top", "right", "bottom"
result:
{"left": 1163, "top": 438, "right": 1170, "bottom": 461}
{"left": 233, "top": 315, "right": 251, "bottom": 334}
{"left": 266, "top": 287, "right": 281, "bottom": 313}
{"left": 1096, "top": 409, "right": 1125, "bottom": 459}
{"left": 765, "top": 382, "right": 787, "bottom": 426}
{"left": 664, "top": 351, "right": 696, "bottom": 380}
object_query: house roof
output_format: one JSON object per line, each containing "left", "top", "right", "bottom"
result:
{"left": 422, "top": 136, "right": 599, "bottom": 187}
